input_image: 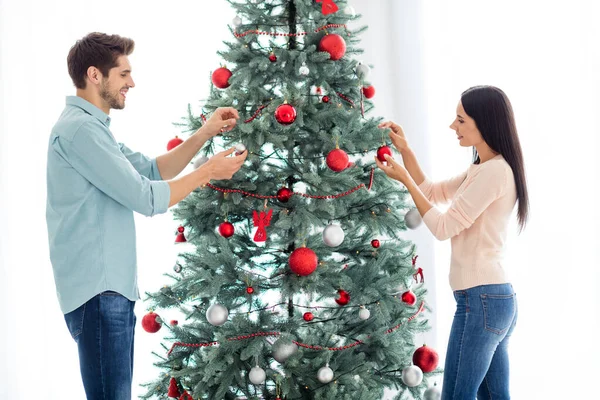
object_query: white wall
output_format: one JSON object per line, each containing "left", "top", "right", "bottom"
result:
{"left": 1, "top": 1, "right": 599, "bottom": 399}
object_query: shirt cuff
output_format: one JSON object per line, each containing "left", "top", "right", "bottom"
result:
{"left": 150, "top": 158, "right": 163, "bottom": 181}
{"left": 151, "top": 180, "right": 171, "bottom": 215}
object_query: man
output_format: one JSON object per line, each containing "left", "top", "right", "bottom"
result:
{"left": 46, "top": 32, "right": 247, "bottom": 399}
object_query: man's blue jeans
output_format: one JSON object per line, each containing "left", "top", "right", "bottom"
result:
{"left": 64, "top": 291, "right": 136, "bottom": 400}
{"left": 442, "top": 284, "right": 518, "bottom": 400}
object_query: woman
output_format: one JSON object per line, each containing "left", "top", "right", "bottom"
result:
{"left": 375, "top": 85, "right": 528, "bottom": 400}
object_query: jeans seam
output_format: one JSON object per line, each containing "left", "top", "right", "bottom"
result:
{"left": 484, "top": 375, "right": 493, "bottom": 400}
{"left": 98, "top": 300, "right": 106, "bottom": 400}
{"left": 72, "top": 303, "right": 86, "bottom": 339}
{"left": 451, "top": 304, "right": 469, "bottom": 399}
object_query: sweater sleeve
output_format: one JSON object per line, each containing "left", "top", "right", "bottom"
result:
{"left": 422, "top": 162, "right": 508, "bottom": 241}
{"left": 418, "top": 171, "right": 468, "bottom": 205}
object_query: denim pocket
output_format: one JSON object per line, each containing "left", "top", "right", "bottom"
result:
{"left": 480, "top": 293, "right": 516, "bottom": 335}
{"left": 64, "top": 303, "right": 86, "bottom": 341}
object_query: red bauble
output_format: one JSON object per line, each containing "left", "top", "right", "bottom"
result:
{"left": 322, "top": 95, "right": 330, "bottom": 103}
{"left": 377, "top": 146, "right": 393, "bottom": 162}
{"left": 319, "top": 34, "right": 347, "bottom": 60}
{"left": 141, "top": 312, "right": 162, "bottom": 333}
{"left": 326, "top": 149, "right": 349, "bottom": 172}
{"left": 413, "top": 344, "right": 440, "bottom": 373}
{"left": 371, "top": 239, "right": 380, "bottom": 248}
{"left": 269, "top": 53, "right": 277, "bottom": 62}
{"left": 219, "top": 221, "right": 235, "bottom": 238}
{"left": 401, "top": 289, "right": 417, "bottom": 306}
{"left": 170, "top": 320, "right": 179, "bottom": 326}
{"left": 168, "top": 377, "right": 181, "bottom": 398}
{"left": 362, "top": 85, "right": 376, "bottom": 99}
{"left": 246, "top": 287, "right": 255, "bottom": 294}
{"left": 303, "top": 312, "right": 314, "bottom": 322}
{"left": 289, "top": 247, "right": 318, "bottom": 276}
{"left": 167, "top": 136, "right": 184, "bottom": 151}
{"left": 211, "top": 67, "right": 232, "bottom": 89}
{"left": 335, "top": 289, "right": 350, "bottom": 305}
{"left": 180, "top": 391, "right": 193, "bottom": 400}
{"left": 275, "top": 103, "right": 297, "bottom": 125}
{"left": 175, "top": 225, "right": 186, "bottom": 243}
{"left": 277, "top": 187, "right": 293, "bottom": 202}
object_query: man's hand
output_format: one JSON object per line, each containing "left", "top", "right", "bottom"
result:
{"left": 197, "top": 107, "right": 240, "bottom": 139}
{"left": 202, "top": 147, "right": 248, "bottom": 181}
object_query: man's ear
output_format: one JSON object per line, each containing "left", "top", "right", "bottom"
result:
{"left": 86, "top": 66, "right": 102, "bottom": 85}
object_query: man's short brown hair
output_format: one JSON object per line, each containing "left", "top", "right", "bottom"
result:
{"left": 67, "top": 32, "right": 135, "bottom": 89}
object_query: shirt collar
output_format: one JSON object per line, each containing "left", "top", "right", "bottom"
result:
{"left": 66, "top": 96, "right": 111, "bottom": 127}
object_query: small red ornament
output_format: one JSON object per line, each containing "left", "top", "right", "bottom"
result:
{"left": 277, "top": 187, "right": 293, "bottom": 202}
{"left": 303, "top": 312, "right": 314, "bottom": 322}
{"left": 322, "top": 95, "right": 330, "bottom": 103}
{"left": 168, "top": 377, "right": 181, "bottom": 398}
{"left": 179, "top": 391, "right": 193, "bottom": 400}
{"left": 371, "top": 239, "right": 380, "bottom": 248}
{"left": 413, "top": 345, "right": 439, "bottom": 373}
{"left": 175, "top": 225, "right": 186, "bottom": 243}
{"left": 319, "top": 34, "right": 346, "bottom": 60}
{"left": 218, "top": 221, "right": 235, "bottom": 238}
{"left": 275, "top": 103, "right": 297, "bottom": 125}
{"left": 376, "top": 145, "right": 393, "bottom": 162}
{"left": 253, "top": 209, "right": 273, "bottom": 242}
{"left": 167, "top": 136, "right": 184, "bottom": 151}
{"left": 316, "top": 0, "right": 339, "bottom": 15}
{"left": 289, "top": 247, "right": 318, "bottom": 276}
{"left": 326, "top": 149, "right": 349, "bottom": 172}
{"left": 269, "top": 53, "right": 277, "bottom": 62}
{"left": 335, "top": 289, "right": 350, "bottom": 305}
{"left": 142, "top": 311, "right": 162, "bottom": 333}
{"left": 211, "top": 67, "right": 232, "bottom": 89}
{"left": 362, "top": 85, "right": 376, "bottom": 99}
{"left": 401, "top": 289, "right": 417, "bottom": 306}
{"left": 170, "top": 320, "right": 178, "bottom": 326}
{"left": 246, "top": 286, "right": 255, "bottom": 294}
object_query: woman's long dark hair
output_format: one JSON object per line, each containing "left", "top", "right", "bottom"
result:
{"left": 461, "top": 85, "right": 529, "bottom": 231}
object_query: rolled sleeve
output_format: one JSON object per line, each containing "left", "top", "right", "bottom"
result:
{"left": 54, "top": 121, "right": 171, "bottom": 217}
{"left": 149, "top": 158, "right": 163, "bottom": 181}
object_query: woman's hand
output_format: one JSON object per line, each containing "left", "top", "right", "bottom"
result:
{"left": 375, "top": 154, "right": 411, "bottom": 185}
{"left": 379, "top": 121, "right": 409, "bottom": 154}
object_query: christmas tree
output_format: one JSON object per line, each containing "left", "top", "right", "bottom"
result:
{"left": 142, "top": 1, "right": 440, "bottom": 399}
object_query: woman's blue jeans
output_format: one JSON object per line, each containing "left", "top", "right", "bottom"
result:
{"left": 442, "top": 284, "right": 518, "bottom": 400}
{"left": 64, "top": 291, "right": 136, "bottom": 400}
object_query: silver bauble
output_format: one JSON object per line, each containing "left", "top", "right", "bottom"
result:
{"left": 272, "top": 339, "right": 298, "bottom": 363}
{"left": 173, "top": 262, "right": 183, "bottom": 273}
{"left": 248, "top": 366, "right": 266, "bottom": 385}
{"left": 356, "top": 63, "right": 371, "bottom": 79}
{"left": 344, "top": 5, "right": 356, "bottom": 17}
{"left": 424, "top": 385, "right": 442, "bottom": 400}
{"left": 322, "top": 224, "right": 345, "bottom": 247}
{"left": 235, "top": 143, "right": 246, "bottom": 154}
{"left": 401, "top": 365, "right": 423, "bottom": 387}
{"left": 206, "top": 303, "right": 229, "bottom": 326}
{"left": 299, "top": 63, "right": 310, "bottom": 76}
{"left": 405, "top": 208, "right": 423, "bottom": 229}
{"left": 193, "top": 156, "right": 209, "bottom": 169}
{"left": 232, "top": 16, "right": 242, "bottom": 27}
{"left": 317, "top": 364, "right": 334, "bottom": 383}
{"left": 359, "top": 308, "right": 371, "bottom": 320}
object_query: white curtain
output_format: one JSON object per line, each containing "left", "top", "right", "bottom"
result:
{"left": 1, "top": 1, "right": 598, "bottom": 399}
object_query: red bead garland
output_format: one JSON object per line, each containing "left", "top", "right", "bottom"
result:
{"left": 234, "top": 23, "right": 349, "bottom": 39}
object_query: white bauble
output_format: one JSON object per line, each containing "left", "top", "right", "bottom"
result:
{"left": 232, "top": 16, "right": 242, "bottom": 27}
{"left": 249, "top": 366, "right": 266, "bottom": 385}
{"left": 404, "top": 208, "right": 422, "bottom": 229}
{"left": 317, "top": 364, "right": 334, "bottom": 383}
{"left": 206, "top": 303, "right": 229, "bottom": 326}
{"left": 359, "top": 308, "right": 371, "bottom": 320}
{"left": 401, "top": 365, "right": 423, "bottom": 387}
{"left": 322, "top": 224, "right": 345, "bottom": 247}
{"left": 193, "top": 156, "right": 209, "bottom": 169}
{"left": 344, "top": 5, "right": 356, "bottom": 17}
{"left": 356, "top": 63, "right": 371, "bottom": 79}
{"left": 272, "top": 339, "right": 298, "bottom": 363}
{"left": 424, "top": 385, "right": 442, "bottom": 400}
{"left": 235, "top": 143, "right": 246, "bottom": 154}
{"left": 299, "top": 63, "right": 310, "bottom": 76}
